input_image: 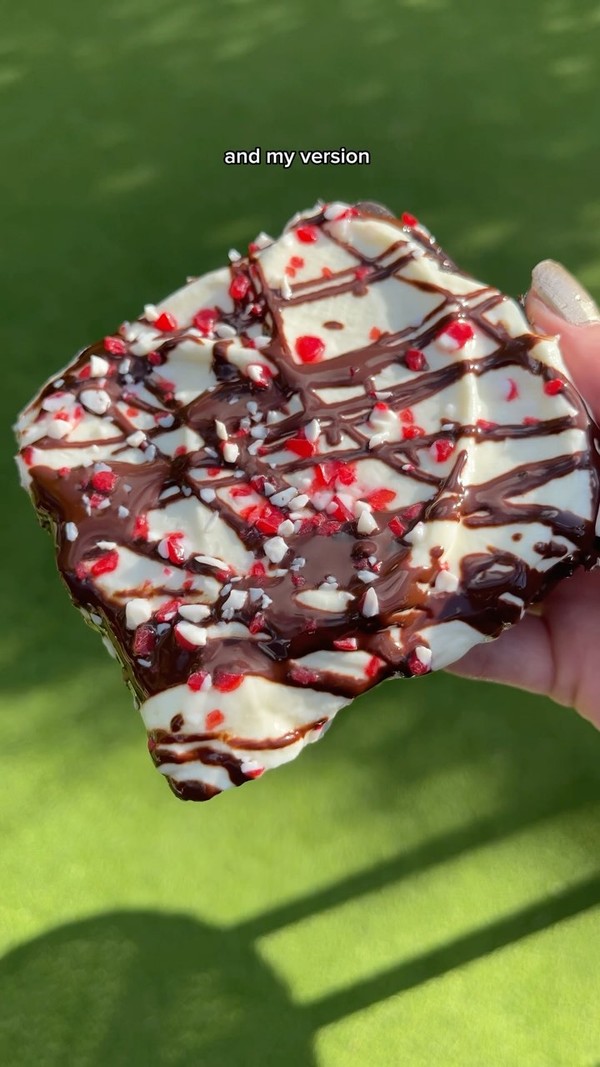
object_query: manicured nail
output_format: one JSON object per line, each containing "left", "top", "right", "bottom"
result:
{"left": 530, "top": 260, "right": 600, "bottom": 326}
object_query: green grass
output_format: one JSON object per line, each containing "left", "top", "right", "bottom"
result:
{"left": 2, "top": 0, "right": 600, "bottom": 1063}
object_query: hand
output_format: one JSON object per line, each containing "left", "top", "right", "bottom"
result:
{"left": 449, "top": 260, "right": 600, "bottom": 727}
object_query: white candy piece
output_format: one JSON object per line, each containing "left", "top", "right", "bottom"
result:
{"left": 89, "top": 355, "right": 110, "bottom": 378}
{"left": 357, "top": 508, "right": 378, "bottom": 535}
{"left": 361, "top": 588, "right": 380, "bottom": 617}
{"left": 179, "top": 604, "right": 211, "bottom": 622}
{"left": 174, "top": 622, "right": 207, "bottom": 647}
{"left": 263, "top": 536, "right": 288, "bottom": 564}
{"left": 126, "top": 599, "right": 153, "bottom": 629}
{"left": 223, "top": 442, "right": 239, "bottom": 464}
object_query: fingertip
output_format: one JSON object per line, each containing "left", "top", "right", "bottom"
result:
{"left": 525, "top": 288, "right": 600, "bottom": 424}
{"left": 528, "top": 260, "right": 600, "bottom": 327}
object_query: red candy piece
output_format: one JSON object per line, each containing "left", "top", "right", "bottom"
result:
{"left": 407, "top": 649, "right": 430, "bottom": 676}
{"left": 405, "top": 348, "right": 426, "bottom": 371}
{"left": 365, "top": 655, "right": 383, "bottom": 679}
{"left": 247, "top": 364, "right": 272, "bottom": 388}
{"left": 335, "top": 462, "right": 356, "bottom": 486}
{"left": 188, "top": 670, "right": 210, "bottom": 692}
{"left": 476, "top": 419, "right": 497, "bottom": 431}
{"left": 354, "top": 266, "right": 371, "bottom": 280}
{"left": 286, "top": 436, "right": 316, "bottom": 459}
{"left": 155, "top": 598, "right": 181, "bottom": 622}
{"left": 402, "top": 212, "right": 418, "bottom": 226}
{"left": 295, "top": 224, "right": 319, "bottom": 243}
{"left": 174, "top": 625, "right": 201, "bottom": 651}
{"left": 154, "top": 311, "right": 178, "bottom": 332}
{"left": 213, "top": 670, "right": 244, "bottom": 692}
{"left": 249, "top": 560, "right": 266, "bottom": 578}
{"left": 205, "top": 709, "right": 225, "bottom": 730}
{"left": 312, "top": 460, "right": 355, "bottom": 491}
{"left": 133, "top": 514, "right": 149, "bottom": 540}
{"left": 91, "top": 469, "right": 117, "bottom": 493}
{"left": 544, "top": 379, "right": 564, "bottom": 395}
{"left": 242, "top": 503, "right": 285, "bottom": 535}
{"left": 506, "top": 378, "right": 519, "bottom": 401}
{"left": 163, "top": 532, "right": 186, "bottom": 564}
{"left": 295, "top": 335, "right": 325, "bottom": 363}
{"left": 244, "top": 765, "right": 265, "bottom": 780}
{"left": 249, "top": 612, "right": 266, "bottom": 634}
{"left": 229, "top": 274, "right": 251, "bottom": 301}
{"left": 432, "top": 439, "right": 455, "bottom": 462}
{"left": 193, "top": 308, "right": 218, "bottom": 335}
{"left": 328, "top": 496, "right": 354, "bottom": 522}
{"left": 289, "top": 255, "right": 304, "bottom": 269}
{"left": 402, "top": 424, "right": 425, "bottom": 440}
{"left": 104, "top": 335, "right": 127, "bottom": 355}
{"left": 440, "top": 321, "right": 474, "bottom": 348}
{"left": 329, "top": 205, "right": 359, "bottom": 220}
{"left": 289, "top": 666, "right": 320, "bottom": 686}
{"left": 133, "top": 625, "right": 156, "bottom": 656}
{"left": 404, "top": 503, "right": 423, "bottom": 521}
{"left": 389, "top": 516, "right": 407, "bottom": 537}
{"left": 369, "top": 326, "right": 382, "bottom": 342}
{"left": 367, "top": 488, "right": 396, "bottom": 509}
{"left": 90, "top": 550, "right": 119, "bottom": 577}
{"left": 333, "top": 637, "right": 358, "bottom": 651}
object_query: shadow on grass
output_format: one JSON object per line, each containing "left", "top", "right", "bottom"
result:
{"left": 0, "top": 911, "right": 317, "bottom": 1067}
{"left": 2, "top": 865, "right": 600, "bottom": 1064}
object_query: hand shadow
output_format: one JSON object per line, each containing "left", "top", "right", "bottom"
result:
{"left": 0, "top": 911, "right": 315, "bottom": 1067}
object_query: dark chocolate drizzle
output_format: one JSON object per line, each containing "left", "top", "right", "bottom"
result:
{"left": 19, "top": 202, "right": 600, "bottom": 800}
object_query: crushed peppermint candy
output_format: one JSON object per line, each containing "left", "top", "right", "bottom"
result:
{"left": 223, "top": 442, "right": 239, "bottom": 464}
{"left": 179, "top": 604, "right": 211, "bottom": 622}
{"left": 174, "top": 621, "right": 208, "bottom": 648}
{"left": 126, "top": 598, "right": 153, "bottom": 629}
{"left": 16, "top": 198, "right": 600, "bottom": 806}
{"left": 263, "top": 536, "right": 288, "bottom": 564}
{"left": 361, "top": 587, "right": 380, "bottom": 617}
{"left": 80, "top": 389, "right": 111, "bottom": 415}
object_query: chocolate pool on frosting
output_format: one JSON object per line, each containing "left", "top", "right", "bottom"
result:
{"left": 15, "top": 201, "right": 600, "bottom": 800}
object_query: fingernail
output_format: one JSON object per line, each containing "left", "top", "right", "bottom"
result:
{"left": 530, "top": 260, "right": 600, "bottom": 325}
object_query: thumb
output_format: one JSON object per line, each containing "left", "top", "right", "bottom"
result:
{"left": 526, "top": 260, "right": 600, "bottom": 423}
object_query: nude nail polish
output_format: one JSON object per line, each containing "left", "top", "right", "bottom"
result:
{"left": 530, "top": 260, "right": 600, "bottom": 326}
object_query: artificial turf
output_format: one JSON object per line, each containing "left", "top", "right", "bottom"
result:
{"left": 2, "top": 0, "right": 600, "bottom": 1063}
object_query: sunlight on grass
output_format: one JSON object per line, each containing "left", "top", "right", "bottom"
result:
{"left": 2, "top": 0, "right": 600, "bottom": 1063}
{"left": 94, "top": 164, "right": 160, "bottom": 196}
